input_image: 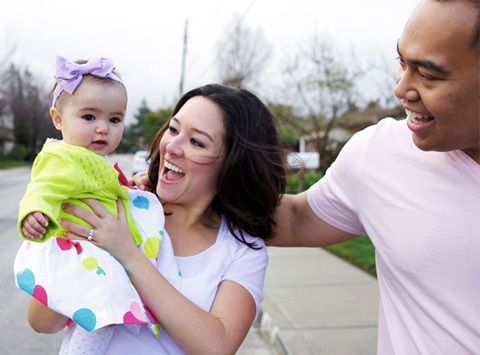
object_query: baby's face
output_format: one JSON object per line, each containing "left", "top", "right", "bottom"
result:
{"left": 51, "top": 79, "right": 127, "bottom": 156}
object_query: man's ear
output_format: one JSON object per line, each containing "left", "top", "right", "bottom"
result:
{"left": 50, "top": 107, "right": 63, "bottom": 131}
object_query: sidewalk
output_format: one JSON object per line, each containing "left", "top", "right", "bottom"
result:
{"left": 257, "top": 247, "right": 379, "bottom": 355}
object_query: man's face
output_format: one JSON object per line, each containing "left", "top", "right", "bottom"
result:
{"left": 394, "top": 0, "right": 479, "bottom": 161}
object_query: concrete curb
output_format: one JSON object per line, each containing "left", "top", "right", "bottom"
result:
{"left": 256, "top": 309, "right": 291, "bottom": 355}
{"left": 260, "top": 247, "right": 379, "bottom": 354}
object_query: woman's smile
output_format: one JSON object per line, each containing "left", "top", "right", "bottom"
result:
{"left": 162, "top": 161, "right": 185, "bottom": 182}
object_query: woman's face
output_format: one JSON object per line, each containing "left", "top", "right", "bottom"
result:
{"left": 157, "top": 96, "right": 226, "bottom": 207}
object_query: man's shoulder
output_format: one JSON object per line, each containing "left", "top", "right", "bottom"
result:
{"left": 340, "top": 118, "right": 407, "bottom": 155}
{"left": 363, "top": 117, "right": 407, "bottom": 137}
{"left": 346, "top": 118, "right": 409, "bottom": 152}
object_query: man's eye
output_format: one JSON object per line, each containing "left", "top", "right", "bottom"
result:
{"left": 396, "top": 57, "right": 406, "bottom": 69}
{"left": 419, "top": 72, "right": 436, "bottom": 81}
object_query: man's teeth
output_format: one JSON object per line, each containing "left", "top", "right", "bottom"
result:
{"left": 164, "top": 161, "right": 184, "bottom": 174}
{"left": 406, "top": 109, "right": 433, "bottom": 124}
{"left": 406, "top": 109, "right": 432, "bottom": 119}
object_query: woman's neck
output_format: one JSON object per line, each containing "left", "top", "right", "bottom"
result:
{"left": 163, "top": 203, "right": 221, "bottom": 257}
{"left": 163, "top": 203, "right": 220, "bottom": 227}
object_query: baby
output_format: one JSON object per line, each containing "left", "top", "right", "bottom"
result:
{"left": 14, "top": 56, "right": 180, "bottom": 354}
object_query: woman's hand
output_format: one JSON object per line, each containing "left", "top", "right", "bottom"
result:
{"left": 130, "top": 171, "right": 153, "bottom": 192}
{"left": 59, "top": 199, "right": 138, "bottom": 265}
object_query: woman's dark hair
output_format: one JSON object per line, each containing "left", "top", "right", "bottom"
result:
{"left": 148, "top": 84, "right": 286, "bottom": 248}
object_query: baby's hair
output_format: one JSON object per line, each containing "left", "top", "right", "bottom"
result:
{"left": 50, "top": 59, "right": 124, "bottom": 111}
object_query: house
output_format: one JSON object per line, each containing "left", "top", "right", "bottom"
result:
{"left": 299, "top": 103, "right": 405, "bottom": 153}
{"left": 0, "top": 100, "right": 15, "bottom": 156}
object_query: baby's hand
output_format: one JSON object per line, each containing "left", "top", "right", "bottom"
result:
{"left": 22, "top": 212, "right": 50, "bottom": 239}
{"left": 130, "top": 171, "right": 153, "bottom": 192}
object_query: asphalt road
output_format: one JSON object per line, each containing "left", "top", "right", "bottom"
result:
{"left": 0, "top": 166, "right": 65, "bottom": 354}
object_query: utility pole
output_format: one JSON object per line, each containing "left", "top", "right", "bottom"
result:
{"left": 179, "top": 19, "right": 188, "bottom": 97}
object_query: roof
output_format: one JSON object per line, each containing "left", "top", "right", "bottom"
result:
{"left": 338, "top": 104, "right": 405, "bottom": 130}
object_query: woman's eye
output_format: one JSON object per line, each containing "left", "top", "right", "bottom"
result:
{"left": 168, "top": 126, "right": 178, "bottom": 134}
{"left": 190, "top": 138, "right": 205, "bottom": 148}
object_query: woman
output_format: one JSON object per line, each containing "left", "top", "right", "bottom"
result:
{"left": 27, "top": 84, "right": 286, "bottom": 354}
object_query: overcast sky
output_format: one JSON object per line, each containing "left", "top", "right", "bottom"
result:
{"left": 1, "top": 0, "right": 419, "bottom": 124}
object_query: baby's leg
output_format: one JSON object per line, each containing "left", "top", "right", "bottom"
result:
{"left": 62, "top": 325, "right": 115, "bottom": 355}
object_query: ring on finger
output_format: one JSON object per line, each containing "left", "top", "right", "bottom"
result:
{"left": 87, "top": 228, "right": 95, "bottom": 241}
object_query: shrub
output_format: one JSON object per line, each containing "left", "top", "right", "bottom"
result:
{"left": 10, "top": 144, "right": 29, "bottom": 161}
{"left": 286, "top": 171, "right": 323, "bottom": 193}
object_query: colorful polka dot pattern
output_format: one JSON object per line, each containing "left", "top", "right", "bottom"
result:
{"left": 126, "top": 189, "right": 182, "bottom": 290}
{"left": 14, "top": 188, "right": 181, "bottom": 336}
{"left": 16, "top": 268, "right": 48, "bottom": 305}
{"left": 15, "top": 238, "right": 159, "bottom": 334}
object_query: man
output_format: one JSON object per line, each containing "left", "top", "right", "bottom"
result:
{"left": 271, "top": 0, "right": 479, "bottom": 353}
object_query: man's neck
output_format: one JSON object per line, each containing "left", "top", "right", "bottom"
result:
{"left": 462, "top": 148, "right": 480, "bottom": 164}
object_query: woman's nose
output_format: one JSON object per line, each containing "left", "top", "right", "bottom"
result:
{"left": 394, "top": 67, "right": 420, "bottom": 102}
{"left": 165, "top": 136, "right": 184, "bottom": 156}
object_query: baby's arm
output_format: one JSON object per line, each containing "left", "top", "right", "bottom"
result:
{"left": 130, "top": 171, "right": 153, "bottom": 191}
{"left": 19, "top": 149, "right": 78, "bottom": 241}
{"left": 21, "top": 212, "right": 50, "bottom": 240}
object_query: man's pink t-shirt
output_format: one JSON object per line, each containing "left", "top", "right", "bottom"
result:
{"left": 308, "top": 118, "right": 480, "bottom": 354}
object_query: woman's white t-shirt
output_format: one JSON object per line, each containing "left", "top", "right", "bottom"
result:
{"left": 59, "top": 216, "right": 268, "bottom": 354}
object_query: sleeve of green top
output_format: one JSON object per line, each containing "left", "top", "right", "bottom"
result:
{"left": 18, "top": 151, "right": 78, "bottom": 242}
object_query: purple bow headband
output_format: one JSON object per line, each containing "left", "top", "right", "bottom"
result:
{"left": 52, "top": 55, "right": 124, "bottom": 107}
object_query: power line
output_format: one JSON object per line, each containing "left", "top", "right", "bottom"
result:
{"left": 179, "top": 19, "right": 188, "bottom": 96}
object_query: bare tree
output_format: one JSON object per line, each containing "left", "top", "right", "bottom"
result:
{"left": 5, "top": 64, "right": 58, "bottom": 160}
{"left": 373, "top": 55, "right": 400, "bottom": 109}
{"left": 280, "top": 33, "right": 367, "bottom": 172}
{"left": 215, "top": 14, "right": 273, "bottom": 88}
{"left": 0, "top": 43, "right": 17, "bottom": 112}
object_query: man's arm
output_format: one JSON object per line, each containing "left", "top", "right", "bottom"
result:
{"left": 269, "top": 192, "right": 358, "bottom": 247}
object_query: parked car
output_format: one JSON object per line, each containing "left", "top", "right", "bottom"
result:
{"left": 131, "top": 150, "right": 150, "bottom": 176}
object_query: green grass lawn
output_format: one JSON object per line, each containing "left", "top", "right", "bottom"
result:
{"left": 324, "top": 236, "right": 376, "bottom": 277}
{"left": 0, "top": 158, "right": 31, "bottom": 169}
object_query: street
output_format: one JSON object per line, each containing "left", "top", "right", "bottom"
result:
{"left": 0, "top": 166, "right": 65, "bottom": 354}
{"left": 0, "top": 154, "right": 276, "bottom": 354}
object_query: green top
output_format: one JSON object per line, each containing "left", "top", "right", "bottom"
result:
{"left": 18, "top": 142, "right": 142, "bottom": 245}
